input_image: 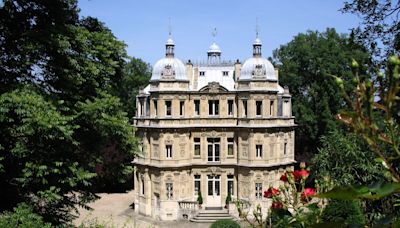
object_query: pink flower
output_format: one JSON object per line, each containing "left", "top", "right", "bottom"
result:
{"left": 301, "top": 188, "right": 316, "bottom": 201}
{"left": 293, "top": 169, "right": 309, "bottom": 181}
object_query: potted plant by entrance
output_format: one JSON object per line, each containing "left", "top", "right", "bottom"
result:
{"left": 197, "top": 191, "right": 203, "bottom": 209}
{"left": 225, "top": 191, "right": 232, "bottom": 209}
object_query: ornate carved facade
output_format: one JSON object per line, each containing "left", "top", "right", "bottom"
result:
{"left": 132, "top": 35, "right": 296, "bottom": 220}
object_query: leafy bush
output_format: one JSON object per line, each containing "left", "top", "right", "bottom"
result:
{"left": 0, "top": 203, "right": 51, "bottom": 228}
{"left": 210, "top": 219, "right": 240, "bottom": 228}
{"left": 197, "top": 191, "right": 203, "bottom": 205}
{"left": 321, "top": 199, "right": 365, "bottom": 226}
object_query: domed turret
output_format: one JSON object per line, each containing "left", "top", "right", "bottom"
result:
{"left": 150, "top": 36, "right": 187, "bottom": 81}
{"left": 240, "top": 36, "right": 276, "bottom": 80}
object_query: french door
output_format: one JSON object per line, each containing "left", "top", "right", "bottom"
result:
{"left": 207, "top": 138, "right": 220, "bottom": 162}
{"left": 207, "top": 175, "right": 221, "bottom": 206}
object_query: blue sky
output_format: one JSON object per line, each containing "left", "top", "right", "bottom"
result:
{"left": 78, "top": 0, "right": 360, "bottom": 65}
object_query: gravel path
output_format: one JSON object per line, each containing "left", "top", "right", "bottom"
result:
{"left": 73, "top": 191, "right": 214, "bottom": 228}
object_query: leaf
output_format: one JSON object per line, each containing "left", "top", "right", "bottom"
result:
{"left": 317, "top": 182, "right": 400, "bottom": 200}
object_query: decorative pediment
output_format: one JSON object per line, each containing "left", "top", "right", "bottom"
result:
{"left": 199, "top": 82, "right": 229, "bottom": 93}
{"left": 252, "top": 64, "right": 266, "bottom": 78}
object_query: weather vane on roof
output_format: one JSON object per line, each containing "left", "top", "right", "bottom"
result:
{"left": 256, "top": 17, "right": 259, "bottom": 38}
{"left": 212, "top": 28, "right": 217, "bottom": 42}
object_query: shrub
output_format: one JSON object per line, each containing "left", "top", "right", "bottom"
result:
{"left": 197, "top": 191, "right": 203, "bottom": 205}
{"left": 321, "top": 199, "right": 365, "bottom": 225}
{"left": 0, "top": 203, "right": 51, "bottom": 228}
{"left": 210, "top": 219, "right": 240, "bottom": 228}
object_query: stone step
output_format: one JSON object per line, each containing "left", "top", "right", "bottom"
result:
{"left": 190, "top": 209, "right": 235, "bottom": 223}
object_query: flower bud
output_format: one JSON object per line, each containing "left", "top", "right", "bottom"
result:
{"left": 351, "top": 59, "right": 359, "bottom": 69}
{"left": 300, "top": 162, "right": 306, "bottom": 169}
{"left": 335, "top": 77, "right": 344, "bottom": 89}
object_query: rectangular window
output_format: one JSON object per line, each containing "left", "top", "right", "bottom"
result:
{"left": 255, "top": 183, "right": 262, "bottom": 199}
{"left": 166, "top": 183, "right": 173, "bottom": 199}
{"left": 207, "top": 138, "right": 220, "bottom": 162}
{"left": 227, "top": 175, "right": 234, "bottom": 195}
{"left": 208, "top": 100, "right": 219, "bottom": 116}
{"left": 227, "top": 137, "right": 234, "bottom": 156}
{"left": 256, "top": 144, "right": 263, "bottom": 158}
{"left": 166, "top": 145, "right": 172, "bottom": 158}
{"left": 222, "top": 71, "right": 229, "bottom": 76}
{"left": 194, "top": 138, "right": 201, "bottom": 156}
{"left": 194, "top": 175, "right": 201, "bottom": 195}
{"left": 153, "top": 100, "right": 158, "bottom": 116}
{"left": 256, "top": 101, "right": 262, "bottom": 116}
{"left": 194, "top": 100, "right": 200, "bottom": 116}
{"left": 228, "top": 100, "right": 234, "bottom": 116}
{"left": 284, "top": 142, "right": 287, "bottom": 155}
{"left": 141, "top": 174, "right": 145, "bottom": 195}
{"left": 139, "top": 100, "right": 144, "bottom": 116}
{"left": 165, "top": 100, "right": 172, "bottom": 116}
{"left": 180, "top": 101, "right": 185, "bottom": 116}
{"left": 199, "top": 71, "right": 205, "bottom": 76}
{"left": 243, "top": 100, "right": 247, "bottom": 116}
{"left": 270, "top": 100, "right": 274, "bottom": 116}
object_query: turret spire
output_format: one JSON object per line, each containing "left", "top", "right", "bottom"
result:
{"left": 253, "top": 18, "right": 262, "bottom": 57}
{"left": 166, "top": 17, "right": 174, "bottom": 58}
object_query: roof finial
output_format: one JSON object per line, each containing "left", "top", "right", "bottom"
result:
{"left": 212, "top": 27, "right": 217, "bottom": 42}
{"left": 256, "top": 17, "right": 259, "bottom": 38}
{"left": 168, "top": 17, "right": 172, "bottom": 38}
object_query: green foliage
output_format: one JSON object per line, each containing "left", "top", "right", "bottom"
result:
{"left": 321, "top": 200, "right": 365, "bottom": 225}
{"left": 342, "top": 0, "right": 400, "bottom": 62}
{"left": 210, "top": 219, "right": 240, "bottom": 228}
{"left": 0, "top": 203, "right": 51, "bottom": 228}
{"left": 226, "top": 191, "right": 232, "bottom": 205}
{"left": 117, "top": 57, "right": 151, "bottom": 118}
{"left": 313, "top": 130, "right": 384, "bottom": 186}
{"left": 0, "top": 0, "right": 140, "bottom": 224}
{"left": 272, "top": 28, "right": 371, "bottom": 157}
{"left": 197, "top": 191, "right": 203, "bottom": 205}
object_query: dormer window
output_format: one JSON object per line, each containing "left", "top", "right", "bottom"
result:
{"left": 222, "top": 71, "right": 229, "bottom": 76}
{"left": 200, "top": 71, "right": 205, "bottom": 76}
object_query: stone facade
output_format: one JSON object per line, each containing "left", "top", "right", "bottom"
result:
{"left": 132, "top": 35, "right": 296, "bottom": 221}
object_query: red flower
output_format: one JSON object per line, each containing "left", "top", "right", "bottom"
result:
{"left": 271, "top": 201, "right": 283, "bottom": 209}
{"left": 264, "top": 187, "right": 280, "bottom": 198}
{"left": 280, "top": 173, "right": 288, "bottom": 182}
{"left": 301, "top": 188, "right": 316, "bottom": 201}
{"left": 263, "top": 190, "right": 272, "bottom": 198}
{"left": 293, "top": 169, "right": 309, "bottom": 181}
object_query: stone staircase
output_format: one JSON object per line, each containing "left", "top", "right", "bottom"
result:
{"left": 190, "top": 207, "right": 235, "bottom": 223}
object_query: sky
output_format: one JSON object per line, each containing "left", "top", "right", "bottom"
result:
{"left": 78, "top": 0, "right": 360, "bottom": 65}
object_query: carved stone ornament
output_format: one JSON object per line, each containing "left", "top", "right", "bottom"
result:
{"left": 252, "top": 64, "right": 266, "bottom": 78}
{"left": 208, "top": 82, "right": 220, "bottom": 93}
{"left": 207, "top": 166, "right": 222, "bottom": 175}
{"left": 162, "top": 64, "right": 175, "bottom": 79}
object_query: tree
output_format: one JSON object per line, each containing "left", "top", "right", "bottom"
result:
{"left": 117, "top": 57, "right": 151, "bottom": 118}
{"left": 272, "top": 28, "right": 371, "bottom": 159}
{"left": 342, "top": 0, "right": 400, "bottom": 63}
{"left": 0, "top": 0, "right": 139, "bottom": 224}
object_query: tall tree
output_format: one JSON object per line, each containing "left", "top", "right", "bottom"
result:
{"left": 117, "top": 57, "right": 151, "bottom": 118}
{"left": 0, "top": 0, "right": 138, "bottom": 224}
{"left": 342, "top": 0, "right": 400, "bottom": 63}
{"left": 272, "top": 28, "right": 371, "bottom": 159}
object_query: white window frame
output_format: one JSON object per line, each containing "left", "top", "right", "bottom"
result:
{"left": 166, "top": 183, "right": 173, "bottom": 199}
{"left": 194, "top": 175, "right": 201, "bottom": 196}
{"left": 256, "top": 100, "right": 262, "bottom": 116}
{"left": 207, "top": 138, "right": 220, "bottom": 162}
{"left": 255, "top": 183, "right": 262, "bottom": 199}
{"left": 194, "top": 138, "right": 201, "bottom": 156}
{"left": 227, "top": 137, "right": 234, "bottom": 156}
{"left": 166, "top": 145, "right": 172, "bottom": 158}
{"left": 256, "top": 144, "right": 263, "bottom": 158}
{"left": 227, "top": 175, "right": 234, "bottom": 195}
{"left": 165, "top": 100, "right": 172, "bottom": 116}
{"left": 194, "top": 100, "right": 200, "bottom": 116}
{"left": 208, "top": 100, "right": 219, "bottom": 116}
{"left": 228, "top": 100, "right": 234, "bottom": 116}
